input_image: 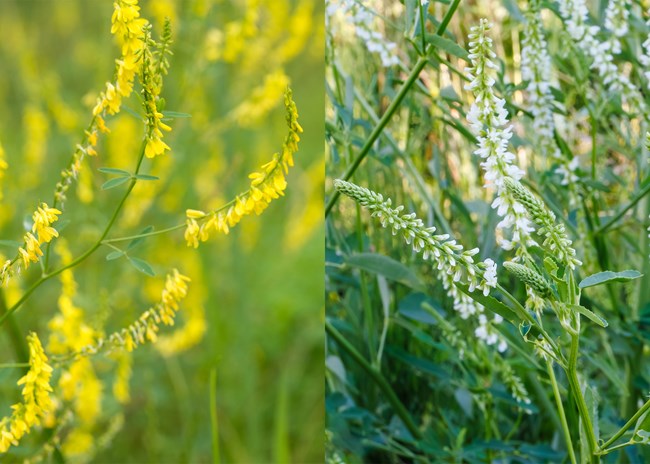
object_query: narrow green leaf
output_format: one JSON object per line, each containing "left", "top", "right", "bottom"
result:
{"left": 634, "top": 410, "right": 650, "bottom": 443}
{"left": 578, "top": 270, "right": 643, "bottom": 289}
{"left": 568, "top": 304, "right": 608, "bottom": 327}
{"left": 456, "top": 283, "right": 519, "bottom": 325}
{"left": 134, "top": 174, "right": 160, "bottom": 181}
{"left": 106, "top": 250, "right": 125, "bottom": 261}
{"left": 98, "top": 167, "right": 131, "bottom": 176}
{"left": 102, "top": 177, "right": 131, "bottom": 190}
{"left": 127, "top": 225, "right": 155, "bottom": 251}
{"left": 129, "top": 257, "right": 155, "bottom": 276}
{"left": 162, "top": 111, "right": 191, "bottom": 119}
{"left": 426, "top": 34, "right": 469, "bottom": 60}
{"left": 345, "top": 253, "right": 425, "bottom": 291}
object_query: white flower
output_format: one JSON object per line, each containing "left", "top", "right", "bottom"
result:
{"left": 482, "top": 259, "right": 498, "bottom": 293}
{"left": 521, "top": 4, "right": 563, "bottom": 166}
{"left": 557, "top": 0, "right": 644, "bottom": 114}
{"left": 326, "top": 0, "right": 400, "bottom": 68}
{"left": 465, "top": 19, "right": 535, "bottom": 254}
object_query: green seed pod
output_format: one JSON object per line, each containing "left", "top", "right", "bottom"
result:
{"left": 503, "top": 177, "right": 555, "bottom": 223}
{"left": 503, "top": 261, "right": 553, "bottom": 299}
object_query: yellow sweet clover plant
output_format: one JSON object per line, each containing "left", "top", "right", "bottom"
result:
{"left": 0, "top": 0, "right": 317, "bottom": 460}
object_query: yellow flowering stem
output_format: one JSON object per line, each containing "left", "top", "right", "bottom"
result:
{"left": 43, "top": 117, "right": 97, "bottom": 271}
{"left": 103, "top": 88, "right": 302, "bottom": 248}
{"left": 0, "top": 141, "right": 149, "bottom": 329}
{"left": 0, "top": 333, "right": 53, "bottom": 454}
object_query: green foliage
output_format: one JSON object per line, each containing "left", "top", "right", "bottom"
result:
{"left": 326, "top": 0, "right": 650, "bottom": 462}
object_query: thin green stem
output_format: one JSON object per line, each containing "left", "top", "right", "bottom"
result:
{"left": 325, "top": 0, "right": 462, "bottom": 217}
{"left": 590, "top": 111, "right": 597, "bottom": 180}
{"left": 547, "top": 359, "right": 577, "bottom": 464}
{"left": 102, "top": 223, "right": 185, "bottom": 244}
{"left": 0, "top": 141, "right": 148, "bottom": 329}
{"left": 436, "top": 0, "right": 461, "bottom": 36}
{"left": 326, "top": 320, "right": 422, "bottom": 440}
{"left": 210, "top": 367, "right": 221, "bottom": 464}
{"left": 600, "top": 396, "right": 650, "bottom": 450}
{"left": 597, "top": 440, "right": 635, "bottom": 455}
{"left": 417, "top": 1, "right": 426, "bottom": 52}
{"left": 594, "top": 180, "right": 650, "bottom": 235}
{"left": 0, "top": 362, "right": 30, "bottom": 368}
{"left": 495, "top": 283, "right": 564, "bottom": 363}
{"left": 566, "top": 333, "right": 599, "bottom": 460}
{"left": 325, "top": 55, "right": 429, "bottom": 216}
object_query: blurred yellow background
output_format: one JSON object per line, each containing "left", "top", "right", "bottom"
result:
{"left": 0, "top": 0, "right": 324, "bottom": 462}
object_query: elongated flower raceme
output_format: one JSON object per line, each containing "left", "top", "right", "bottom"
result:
{"left": 0, "top": 203, "right": 62, "bottom": 285}
{"left": 334, "top": 180, "right": 507, "bottom": 349}
{"left": 65, "top": 270, "right": 190, "bottom": 358}
{"left": 184, "top": 88, "right": 302, "bottom": 247}
{"left": 0, "top": 333, "right": 53, "bottom": 453}
{"left": 94, "top": 0, "right": 148, "bottom": 119}
{"left": 141, "top": 21, "right": 173, "bottom": 158}
{"left": 20, "top": 203, "right": 62, "bottom": 268}
{"left": 521, "top": 4, "right": 558, "bottom": 162}
{"left": 465, "top": 19, "right": 535, "bottom": 254}
{"left": 503, "top": 261, "right": 553, "bottom": 299}
{"left": 557, "top": 0, "right": 644, "bottom": 115}
{"left": 326, "top": 0, "right": 399, "bottom": 68}
{"left": 334, "top": 179, "right": 497, "bottom": 295}
{"left": 503, "top": 177, "right": 581, "bottom": 269}
{"left": 520, "top": 2, "right": 579, "bottom": 191}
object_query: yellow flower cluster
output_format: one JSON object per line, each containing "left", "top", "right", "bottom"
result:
{"left": 17, "top": 203, "right": 62, "bottom": 270}
{"left": 74, "top": 270, "right": 190, "bottom": 355}
{"left": 94, "top": 0, "right": 148, "bottom": 119}
{"left": 143, "top": 91, "right": 171, "bottom": 158}
{"left": 184, "top": 88, "right": 302, "bottom": 248}
{"left": 141, "top": 23, "right": 173, "bottom": 159}
{"left": 55, "top": 0, "right": 149, "bottom": 207}
{"left": 0, "top": 333, "right": 53, "bottom": 453}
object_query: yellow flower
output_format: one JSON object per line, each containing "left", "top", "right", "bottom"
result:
{"left": 183, "top": 88, "right": 302, "bottom": 247}
{"left": 111, "top": 0, "right": 148, "bottom": 56}
{"left": 32, "top": 203, "right": 62, "bottom": 244}
{"left": 19, "top": 233, "right": 43, "bottom": 269}
{"left": 184, "top": 219, "right": 200, "bottom": 248}
{"left": 74, "top": 270, "right": 191, "bottom": 355}
{"left": 144, "top": 133, "right": 171, "bottom": 158}
{"left": 0, "top": 333, "right": 53, "bottom": 454}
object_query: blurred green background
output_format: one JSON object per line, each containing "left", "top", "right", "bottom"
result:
{"left": 0, "top": 0, "right": 324, "bottom": 462}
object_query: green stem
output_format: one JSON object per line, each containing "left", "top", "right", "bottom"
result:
{"left": 102, "top": 223, "right": 185, "bottom": 244}
{"left": 597, "top": 440, "right": 635, "bottom": 455}
{"left": 210, "top": 367, "right": 221, "bottom": 464}
{"left": 0, "top": 362, "right": 30, "bottom": 368}
{"left": 600, "top": 396, "right": 650, "bottom": 450}
{"left": 590, "top": 111, "right": 597, "bottom": 180}
{"left": 326, "top": 320, "right": 422, "bottom": 440}
{"left": 324, "top": 55, "right": 429, "bottom": 217}
{"left": 0, "top": 141, "right": 148, "bottom": 329}
{"left": 495, "top": 284, "right": 564, "bottom": 363}
{"left": 594, "top": 180, "right": 650, "bottom": 235}
{"left": 0, "top": 288, "right": 29, "bottom": 364}
{"left": 325, "top": 0, "right": 462, "bottom": 217}
{"left": 566, "top": 333, "right": 599, "bottom": 460}
{"left": 547, "top": 359, "right": 577, "bottom": 464}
